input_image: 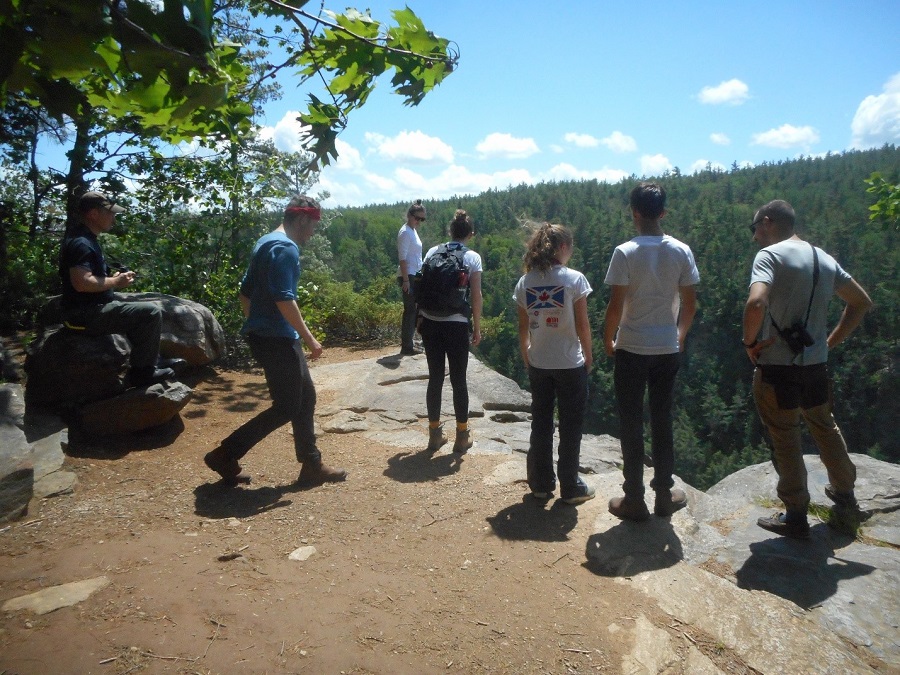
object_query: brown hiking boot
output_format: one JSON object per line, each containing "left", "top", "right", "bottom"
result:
{"left": 297, "top": 461, "right": 348, "bottom": 487}
{"left": 452, "top": 428, "right": 473, "bottom": 454}
{"left": 608, "top": 495, "right": 650, "bottom": 522}
{"left": 654, "top": 488, "right": 688, "bottom": 517}
{"left": 204, "top": 447, "right": 251, "bottom": 486}
{"left": 427, "top": 424, "right": 447, "bottom": 452}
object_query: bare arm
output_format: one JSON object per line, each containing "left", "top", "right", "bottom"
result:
{"left": 742, "top": 281, "right": 775, "bottom": 363}
{"left": 828, "top": 278, "right": 873, "bottom": 349}
{"left": 603, "top": 285, "right": 627, "bottom": 357}
{"left": 677, "top": 285, "right": 697, "bottom": 352}
{"left": 70, "top": 266, "right": 134, "bottom": 293}
{"left": 469, "top": 270, "right": 482, "bottom": 346}
{"left": 276, "top": 299, "right": 323, "bottom": 359}
{"left": 239, "top": 292, "right": 251, "bottom": 319}
{"left": 517, "top": 304, "right": 530, "bottom": 368}
{"left": 574, "top": 295, "right": 593, "bottom": 371}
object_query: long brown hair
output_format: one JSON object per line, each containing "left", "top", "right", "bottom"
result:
{"left": 523, "top": 222, "right": 572, "bottom": 272}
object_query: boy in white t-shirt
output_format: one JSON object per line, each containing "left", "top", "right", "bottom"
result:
{"left": 603, "top": 182, "right": 699, "bottom": 521}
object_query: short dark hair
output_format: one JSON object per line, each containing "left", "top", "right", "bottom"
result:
{"left": 630, "top": 182, "right": 666, "bottom": 220}
{"left": 755, "top": 199, "right": 795, "bottom": 230}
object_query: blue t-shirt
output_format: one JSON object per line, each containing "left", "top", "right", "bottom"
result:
{"left": 59, "top": 225, "right": 115, "bottom": 310}
{"left": 240, "top": 231, "right": 301, "bottom": 339}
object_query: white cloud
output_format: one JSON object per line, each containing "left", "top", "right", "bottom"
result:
{"left": 640, "top": 154, "right": 673, "bottom": 176}
{"left": 751, "top": 124, "right": 820, "bottom": 148}
{"left": 265, "top": 110, "right": 308, "bottom": 153}
{"left": 689, "top": 159, "right": 726, "bottom": 174}
{"left": 365, "top": 130, "right": 454, "bottom": 164}
{"left": 850, "top": 72, "right": 900, "bottom": 149}
{"left": 332, "top": 139, "right": 363, "bottom": 171}
{"left": 475, "top": 132, "right": 539, "bottom": 159}
{"left": 543, "top": 163, "right": 629, "bottom": 184}
{"left": 564, "top": 132, "right": 600, "bottom": 148}
{"left": 549, "top": 144, "right": 565, "bottom": 153}
{"left": 600, "top": 131, "right": 637, "bottom": 153}
{"left": 710, "top": 132, "right": 731, "bottom": 146}
{"left": 698, "top": 79, "right": 750, "bottom": 106}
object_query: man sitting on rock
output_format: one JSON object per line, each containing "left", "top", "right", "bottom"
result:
{"left": 59, "top": 191, "right": 173, "bottom": 387}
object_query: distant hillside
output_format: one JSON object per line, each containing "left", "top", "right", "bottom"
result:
{"left": 325, "top": 146, "right": 899, "bottom": 489}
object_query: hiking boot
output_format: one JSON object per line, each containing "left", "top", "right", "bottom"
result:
{"left": 824, "top": 484, "right": 858, "bottom": 509}
{"left": 756, "top": 512, "right": 810, "bottom": 540}
{"left": 297, "top": 460, "right": 348, "bottom": 487}
{"left": 131, "top": 366, "right": 175, "bottom": 386}
{"left": 608, "top": 495, "right": 650, "bottom": 522}
{"left": 452, "top": 428, "right": 473, "bottom": 454}
{"left": 562, "top": 484, "right": 596, "bottom": 505}
{"left": 654, "top": 488, "right": 688, "bottom": 517}
{"left": 400, "top": 347, "right": 423, "bottom": 356}
{"left": 427, "top": 424, "right": 448, "bottom": 452}
{"left": 204, "top": 447, "right": 251, "bottom": 486}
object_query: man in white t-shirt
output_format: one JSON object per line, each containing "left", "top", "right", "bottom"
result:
{"left": 603, "top": 182, "right": 699, "bottom": 521}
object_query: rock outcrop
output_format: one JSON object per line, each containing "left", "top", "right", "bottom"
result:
{"left": 313, "top": 352, "right": 900, "bottom": 671}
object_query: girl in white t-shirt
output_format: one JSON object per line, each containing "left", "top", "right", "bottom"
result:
{"left": 397, "top": 200, "right": 426, "bottom": 355}
{"left": 513, "top": 223, "right": 595, "bottom": 505}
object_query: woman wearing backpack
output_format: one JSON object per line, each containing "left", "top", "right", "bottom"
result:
{"left": 513, "top": 223, "right": 595, "bottom": 505}
{"left": 419, "top": 209, "right": 483, "bottom": 453}
{"left": 397, "top": 200, "right": 427, "bottom": 356}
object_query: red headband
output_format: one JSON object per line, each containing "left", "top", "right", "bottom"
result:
{"left": 285, "top": 206, "right": 321, "bottom": 220}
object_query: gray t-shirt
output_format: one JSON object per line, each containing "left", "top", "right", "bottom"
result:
{"left": 750, "top": 238, "right": 852, "bottom": 366}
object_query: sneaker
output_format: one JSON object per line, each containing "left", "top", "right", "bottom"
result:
{"left": 452, "top": 428, "right": 473, "bottom": 454}
{"left": 399, "top": 347, "right": 424, "bottom": 356}
{"left": 530, "top": 491, "right": 554, "bottom": 501}
{"left": 131, "top": 366, "right": 175, "bottom": 386}
{"left": 297, "top": 461, "right": 348, "bottom": 487}
{"left": 562, "top": 484, "right": 596, "bottom": 505}
{"left": 654, "top": 488, "right": 688, "bottom": 517}
{"left": 608, "top": 495, "right": 650, "bottom": 521}
{"left": 427, "top": 424, "right": 447, "bottom": 452}
{"left": 824, "top": 484, "right": 858, "bottom": 509}
{"left": 756, "top": 512, "right": 810, "bottom": 540}
{"left": 204, "top": 447, "right": 251, "bottom": 486}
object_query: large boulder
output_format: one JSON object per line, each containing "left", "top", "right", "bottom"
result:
{"left": 79, "top": 381, "right": 192, "bottom": 436}
{"left": 37, "top": 292, "right": 226, "bottom": 367}
{"left": 24, "top": 328, "right": 130, "bottom": 408}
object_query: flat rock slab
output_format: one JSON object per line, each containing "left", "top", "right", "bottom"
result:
{"left": 2, "top": 576, "right": 110, "bottom": 615}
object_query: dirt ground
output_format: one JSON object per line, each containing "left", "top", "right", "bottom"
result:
{"left": 0, "top": 346, "right": 691, "bottom": 674}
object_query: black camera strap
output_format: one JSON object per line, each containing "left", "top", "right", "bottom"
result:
{"left": 770, "top": 242, "right": 819, "bottom": 333}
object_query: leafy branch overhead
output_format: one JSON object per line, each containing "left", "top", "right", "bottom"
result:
{"left": 0, "top": 0, "right": 458, "bottom": 166}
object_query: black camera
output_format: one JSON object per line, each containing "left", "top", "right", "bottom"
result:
{"left": 778, "top": 322, "right": 815, "bottom": 354}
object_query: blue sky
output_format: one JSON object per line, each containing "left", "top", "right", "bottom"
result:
{"left": 258, "top": 0, "right": 900, "bottom": 208}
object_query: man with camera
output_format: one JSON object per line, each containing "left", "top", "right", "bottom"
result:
{"left": 742, "top": 199, "right": 872, "bottom": 539}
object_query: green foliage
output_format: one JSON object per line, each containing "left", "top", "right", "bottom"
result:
{"left": 865, "top": 171, "right": 900, "bottom": 230}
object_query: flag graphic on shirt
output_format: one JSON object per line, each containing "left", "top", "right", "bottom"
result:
{"left": 526, "top": 285, "right": 565, "bottom": 310}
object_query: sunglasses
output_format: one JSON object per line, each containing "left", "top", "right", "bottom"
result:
{"left": 749, "top": 217, "right": 765, "bottom": 233}
{"left": 414, "top": 215, "right": 426, "bottom": 222}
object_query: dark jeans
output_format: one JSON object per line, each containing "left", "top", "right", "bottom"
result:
{"left": 398, "top": 277, "right": 418, "bottom": 352}
{"left": 614, "top": 349, "right": 681, "bottom": 498}
{"left": 420, "top": 318, "right": 470, "bottom": 423}
{"left": 62, "top": 300, "right": 162, "bottom": 370}
{"left": 219, "top": 334, "right": 320, "bottom": 464}
{"left": 527, "top": 365, "right": 588, "bottom": 498}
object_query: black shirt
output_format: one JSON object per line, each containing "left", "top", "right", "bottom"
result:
{"left": 59, "top": 225, "right": 114, "bottom": 310}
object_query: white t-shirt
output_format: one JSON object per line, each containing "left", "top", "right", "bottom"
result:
{"left": 397, "top": 223, "right": 423, "bottom": 277}
{"left": 604, "top": 235, "right": 699, "bottom": 355}
{"left": 513, "top": 265, "right": 592, "bottom": 369}
{"left": 419, "top": 242, "right": 483, "bottom": 324}
{"left": 750, "top": 238, "right": 852, "bottom": 366}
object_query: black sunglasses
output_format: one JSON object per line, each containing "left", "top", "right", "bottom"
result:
{"left": 749, "top": 217, "right": 765, "bottom": 233}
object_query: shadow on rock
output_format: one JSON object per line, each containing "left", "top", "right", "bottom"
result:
{"left": 384, "top": 448, "right": 462, "bottom": 483}
{"left": 487, "top": 497, "right": 579, "bottom": 542}
{"left": 193, "top": 481, "right": 293, "bottom": 519}
{"left": 734, "top": 526, "right": 875, "bottom": 609}
{"left": 64, "top": 415, "right": 186, "bottom": 459}
{"left": 376, "top": 354, "right": 403, "bottom": 370}
{"left": 584, "top": 519, "right": 684, "bottom": 577}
